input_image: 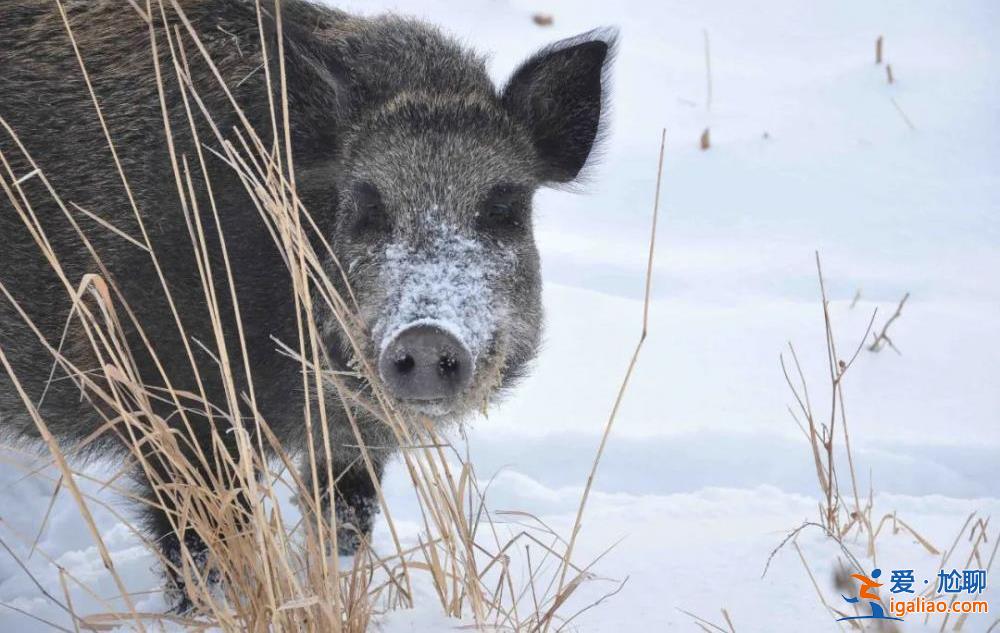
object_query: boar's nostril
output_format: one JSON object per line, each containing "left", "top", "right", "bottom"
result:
{"left": 379, "top": 324, "right": 473, "bottom": 402}
{"left": 438, "top": 354, "right": 459, "bottom": 377}
{"left": 395, "top": 354, "right": 416, "bottom": 375}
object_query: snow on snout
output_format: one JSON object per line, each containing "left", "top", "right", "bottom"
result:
{"left": 375, "top": 223, "right": 502, "bottom": 363}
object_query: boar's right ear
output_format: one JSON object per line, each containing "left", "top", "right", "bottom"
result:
{"left": 502, "top": 28, "right": 617, "bottom": 184}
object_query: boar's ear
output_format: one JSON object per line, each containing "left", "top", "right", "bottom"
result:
{"left": 502, "top": 28, "right": 617, "bottom": 184}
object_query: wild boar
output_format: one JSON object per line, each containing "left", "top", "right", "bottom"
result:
{"left": 0, "top": 0, "right": 614, "bottom": 605}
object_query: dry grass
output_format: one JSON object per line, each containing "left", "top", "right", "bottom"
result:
{"left": 677, "top": 607, "right": 736, "bottom": 633}
{"left": 919, "top": 512, "right": 997, "bottom": 632}
{"left": 778, "top": 255, "right": 875, "bottom": 542}
{"left": 700, "top": 29, "right": 711, "bottom": 151}
{"left": 760, "top": 256, "right": 999, "bottom": 631}
{"left": 532, "top": 14, "right": 554, "bottom": 27}
{"left": 0, "top": 2, "right": 665, "bottom": 631}
{"left": 867, "top": 292, "right": 909, "bottom": 354}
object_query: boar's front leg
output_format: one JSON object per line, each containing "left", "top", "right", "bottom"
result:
{"left": 136, "top": 465, "right": 222, "bottom": 613}
{"left": 135, "top": 431, "right": 257, "bottom": 613}
{"left": 300, "top": 452, "right": 386, "bottom": 556}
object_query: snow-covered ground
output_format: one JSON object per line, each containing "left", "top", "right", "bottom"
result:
{"left": 2, "top": 0, "right": 998, "bottom": 630}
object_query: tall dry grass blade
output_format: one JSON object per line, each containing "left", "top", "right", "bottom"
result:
{"left": 548, "top": 128, "right": 665, "bottom": 630}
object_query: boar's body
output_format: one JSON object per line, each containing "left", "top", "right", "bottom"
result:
{"left": 0, "top": 0, "right": 613, "bottom": 606}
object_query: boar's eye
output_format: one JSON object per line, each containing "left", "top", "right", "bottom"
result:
{"left": 350, "top": 181, "right": 390, "bottom": 235}
{"left": 477, "top": 184, "right": 528, "bottom": 234}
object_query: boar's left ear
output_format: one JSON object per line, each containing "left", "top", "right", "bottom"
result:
{"left": 502, "top": 28, "right": 617, "bottom": 184}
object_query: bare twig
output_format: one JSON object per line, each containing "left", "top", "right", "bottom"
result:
{"left": 890, "top": 98, "right": 917, "bottom": 131}
{"left": 869, "top": 292, "right": 910, "bottom": 353}
{"left": 849, "top": 289, "right": 861, "bottom": 309}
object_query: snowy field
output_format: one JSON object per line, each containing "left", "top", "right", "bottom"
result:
{"left": 1, "top": 0, "right": 999, "bottom": 630}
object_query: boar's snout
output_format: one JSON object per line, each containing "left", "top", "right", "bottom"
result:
{"left": 378, "top": 323, "right": 473, "bottom": 402}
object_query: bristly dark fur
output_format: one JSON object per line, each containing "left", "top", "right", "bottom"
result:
{"left": 0, "top": 0, "right": 615, "bottom": 610}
